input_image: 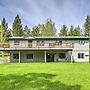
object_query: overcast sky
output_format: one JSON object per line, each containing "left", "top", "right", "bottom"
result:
{"left": 0, "top": 0, "right": 90, "bottom": 31}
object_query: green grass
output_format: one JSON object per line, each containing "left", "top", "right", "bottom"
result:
{"left": 0, "top": 63, "right": 90, "bottom": 90}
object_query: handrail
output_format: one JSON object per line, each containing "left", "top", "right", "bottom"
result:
{"left": 0, "top": 43, "right": 74, "bottom": 48}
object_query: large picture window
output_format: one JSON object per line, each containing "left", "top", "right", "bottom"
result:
{"left": 13, "top": 53, "right": 19, "bottom": 59}
{"left": 59, "top": 53, "right": 66, "bottom": 59}
{"left": 27, "top": 54, "right": 33, "bottom": 59}
{"left": 78, "top": 53, "right": 84, "bottom": 59}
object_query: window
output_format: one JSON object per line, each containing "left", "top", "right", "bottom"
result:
{"left": 37, "top": 40, "right": 40, "bottom": 46}
{"left": 13, "top": 53, "right": 19, "bottom": 59}
{"left": 14, "top": 40, "right": 19, "bottom": 46}
{"left": 28, "top": 40, "right": 32, "bottom": 43}
{"left": 55, "top": 40, "right": 62, "bottom": 45}
{"left": 78, "top": 53, "right": 84, "bottom": 59}
{"left": 28, "top": 40, "right": 32, "bottom": 47}
{"left": 41, "top": 41, "right": 44, "bottom": 46}
{"left": 59, "top": 53, "right": 66, "bottom": 59}
{"left": 37, "top": 40, "right": 44, "bottom": 46}
{"left": 79, "top": 40, "right": 85, "bottom": 45}
{"left": 27, "top": 54, "right": 33, "bottom": 59}
{"left": 59, "top": 41, "right": 62, "bottom": 45}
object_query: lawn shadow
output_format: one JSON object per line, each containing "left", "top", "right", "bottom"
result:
{"left": 0, "top": 73, "right": 81, "bottom": 90}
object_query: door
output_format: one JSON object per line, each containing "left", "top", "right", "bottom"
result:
{"left": 46, "top": 53, "right": 54, "bottom": 62}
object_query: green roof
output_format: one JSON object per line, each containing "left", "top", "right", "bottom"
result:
{"left": 8, "top": 36, "right": 89, "bottom": 40}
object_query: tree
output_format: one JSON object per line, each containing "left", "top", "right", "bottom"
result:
{"left": 0, "top": 25, "right": 4, "bottom": 42}
{"left": 73, "top": 26, "right": 81, "bottom": 36}
{"left": 84, "top": 15, "right": 90, "bottom": 36}
{"left": 1, "top": 18, "right": 8, "bottom": 41}
{"left": 31, "top": 26, "right": 41, "bottom": 36}
{"left": 58, "top": 25, "right": 68, "bottom": 36}
{"left": 23, "top": 25, "right": 31, "bottom": 36}
{"left": 12, "top": 14, "right": 23, "bottom": 36}
{"left": 43, "top": 19, "right": 56, "bottom": 36}
{"left": 68, "top": 25, "right": 74, "bottom": 36}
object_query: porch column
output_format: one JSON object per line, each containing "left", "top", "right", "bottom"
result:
{"left": 9, "top": 51, "right": 11, "bottom": 62}
{"left": 19, "top": 51, "right": 21, "bottom": 63}
{"left": 45, "top": 51, "right": 46, "bottom": 63}
{"left": 2, "top": 51, "right": 4, "bottom": 62}
{"left": 71, "top": 51, "right": 72, "bottom": 63}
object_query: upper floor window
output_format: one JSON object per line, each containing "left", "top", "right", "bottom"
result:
{"left": 14, "top": 40, "right": 19, "bottom": 46}
{"left": 79, "top": 40, "right": 85, "bottom": 45}
{"left": 28, "top": 40, "right": 32, "bottom": 43}
{"left": 37, "top": 40, "right": 44, "bottom": 46}
{"left": 78, "top": 53, "right": 84, "bottom": 59}
{"left": 55, "top": 40, "right": 62, "bottom": 45}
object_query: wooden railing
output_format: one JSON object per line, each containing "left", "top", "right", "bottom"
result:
{"left": 0, "top": 43, "right": 9, "bottom": 48}
{"left": 0, "top": 42, "right": 74, "bottom": 48}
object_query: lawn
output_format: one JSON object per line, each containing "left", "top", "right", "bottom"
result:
{"left": 0, "top": 63, "right": 90, "bottom": 90}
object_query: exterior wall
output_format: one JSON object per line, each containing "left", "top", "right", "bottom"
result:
{"left": 10, "top": 50, "right": 70, "bottom": 63}
{"left": 72, "top": 40, "right": 89, "bottom": 62}
{"left": 9, "top": 39, "right": 89, "bottom": 63}
{"left": 9, "top": 40, "right": 74, "bottom": 48}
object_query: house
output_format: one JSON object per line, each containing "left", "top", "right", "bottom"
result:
{"left": 0, "top": 36, "right": 89, "bottom": 63}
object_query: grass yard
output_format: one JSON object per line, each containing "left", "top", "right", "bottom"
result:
{"left": 0, "top": 63, "right": 90, "bottom": 90}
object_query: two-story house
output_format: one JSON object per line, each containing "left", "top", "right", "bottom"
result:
{"left": 0, "top": 36, "right": 89, "bottom": 63}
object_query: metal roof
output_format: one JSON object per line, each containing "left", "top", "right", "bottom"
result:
{"left": 8, "top": 36, "right": 89, "bottom": 39}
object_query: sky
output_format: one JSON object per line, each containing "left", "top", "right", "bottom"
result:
{"left": 0, "top": 0, "right": 90, "bottom": 31}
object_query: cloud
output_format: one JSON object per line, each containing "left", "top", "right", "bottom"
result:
{"left": 0, "top": 0, "right": 90, "bottom": 30}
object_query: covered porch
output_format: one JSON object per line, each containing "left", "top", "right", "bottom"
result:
{"left": 8, "top": 49, "right": 73, "bottom": 63}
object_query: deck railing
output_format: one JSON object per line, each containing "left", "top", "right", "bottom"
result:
{"left": 0, "top": 43, "right": 9, "bottom": 48}
{"left": 0, "top": 42, "right": 74, "bottom": 49}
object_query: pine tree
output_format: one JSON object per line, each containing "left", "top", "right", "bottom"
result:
{"left": 43, "top": 19, "right": 56, "bottom": 36}
{"left": 58, "top": 25, "right": 68, "bottom": 36}
{"left": 84, "top": 15, "right": 90, "bottom": 36}
{"left": 23, "top": 25, "right": 31, "bottom": 36}
{"left": 73, "top": 26, "right": 81, "bottom": 36}
{"left": 0, "top": 25, "right": 4, "bottom": 42}
{"left": 12, "top": 14, "right": 23, "bottom": 36}
{"left": 31, "top": 26, "right": 41, "bottom": 36}
{"left": 68, "top": 25, "right": 74, "bottom": 36}
{"left": 1, "top": 18, "right": 8, "bottom": 41}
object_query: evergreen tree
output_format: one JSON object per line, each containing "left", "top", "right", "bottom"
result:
{"left": 0, "top": 25, "right": 4, "bottom": 42}
{"left": 58, "top": 25, "right": 68, "bottom": 36}
{"left": 31, "top": 26, "right": 41, "bottom": 36}
{"left": 68, "top": 25, "right": 74, "bottom": 36}
{"left": 1, "top": 18, "right": 8, "bottom": 41}
{"left": 73, "top": 26, "right": 81, "bottom": 36}
{"left": 23, "top": 25, "right": 31, "bottom": 36}
{"left": 43, "top": 19, "right": 56, "bottom": 36}
{"left": 84, "top": 15, "right": 90, "bottom": 36}
{"left": 12, "top": 14, "right": 23, "bottom": 36}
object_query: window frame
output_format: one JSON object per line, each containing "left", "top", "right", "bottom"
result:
{"left": 78, "top": 53, "right": 84, "bottom": 59}
{"left": 13, "top": 53, "right": 19, "bottom": 59}
{"left": 79, "top": 40, "right": 85, "bottom": 45}
{"left": 26, "top": 53, "right": 33, "bottom": 59}
{"left": 59, "top": 53, "right": 66, "bottom": 59}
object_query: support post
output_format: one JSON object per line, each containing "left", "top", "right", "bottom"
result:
{"left": 19, "top": 51, "right": 21, "bottom": 63}
{"left": 9, "top": 51, "right": 11, "bottom": 62}
{"left": 45, "top": 51, "right": 46, "bottom": 63}
{"left": 71, "top": 51, "right": 72, "bottom": 63}
{"left": 2, "top": 51, "right": 4, "bottom": 62}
